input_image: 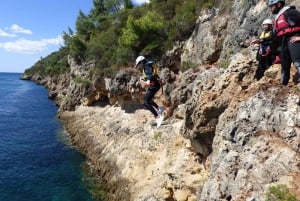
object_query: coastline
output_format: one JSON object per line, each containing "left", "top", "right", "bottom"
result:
{"left": 59, "top": 105, "right": 208, "bottom": 200}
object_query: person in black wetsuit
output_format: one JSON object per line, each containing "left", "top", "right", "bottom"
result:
{"left": 135, "top": 56, "right": 164, "bottom": 127}
{"left": 268, "top": 0, "right": 300, "bottom": 85}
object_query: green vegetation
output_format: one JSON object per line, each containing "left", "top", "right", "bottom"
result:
{"left": 25, "top": 0, "right": 223, "bottom": 77}
{"left": 218, "top": 58, "right": 231, "bottom": 69}
{"left": 264, "top": 71, "right": 277, "bottom": 79}
{"left": 73, "top": 76, "right": 92, "bottom": 84}
{"left": 294, "top": 86, "right": 300, "bottom": 94}
{"left": 153, "top": 131, "right": 163, "bottom": 140}
{"left": 181, "top": 61, "right": 198, "bottom": 72}
{"left": 191, "top": 167, "right": 202, "bottom": 174}
{"left": 24, "top": 47, "right": 70, "bottom": 76}
{"left": 202, "top": 0, "right": 214, "bottom": 9}
{"left": 265, "top": 184, "right": 297, "bottom": 201}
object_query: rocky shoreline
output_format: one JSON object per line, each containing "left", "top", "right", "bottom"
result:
{"left": 59, "top": 105, "right": 208, "bottom": 201}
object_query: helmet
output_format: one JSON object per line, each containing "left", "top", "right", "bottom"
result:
{"left": 135, "top": 56, "right": 145, "bottom": 65}
{"left": 267, "top": 0, "right": 284, "bottom": 6}
{"left": 262, "top": 19, "right": 273, "bottom": 25}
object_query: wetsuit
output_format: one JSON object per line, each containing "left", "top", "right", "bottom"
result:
{"left": 142, "top": 60, "right": 161, "bottom": 117}
{"left": 273, "top": 6, "right": 300, "bottom": 85}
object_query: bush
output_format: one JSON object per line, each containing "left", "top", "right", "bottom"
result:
{"left": 153, "top": 131, "right": 163, "bottom": 140}
{"left": 73, "top": 76, "right": 91, "bottom": 84}
{"left": 265, "top": 184, "right": 297, "bottom": 201}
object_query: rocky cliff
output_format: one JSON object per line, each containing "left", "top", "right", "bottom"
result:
{"left": 22, "top": 0, "right": 300, "bottom": 200}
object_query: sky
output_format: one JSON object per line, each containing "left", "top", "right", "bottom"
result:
{"left": 0, "top": 0, "right": 149, "bottom": 73}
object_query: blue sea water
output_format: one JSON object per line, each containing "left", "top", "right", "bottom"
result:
{"left": 0, "top": 73, "right": 95, "bottom": 201}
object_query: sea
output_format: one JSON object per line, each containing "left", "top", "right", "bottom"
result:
{"left": 0, "top": 72, "right": 102, "bottom": 201}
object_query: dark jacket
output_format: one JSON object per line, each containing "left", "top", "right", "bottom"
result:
{"left": 274, "top": 6, "right": 300, "bottom": 37}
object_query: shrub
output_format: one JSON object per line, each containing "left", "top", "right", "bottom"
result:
{"left": 73, "top": 76, "right": 92, "bottom": 84}
{"left": 181, "top": 61, "right": 198, "bottom": 72}
{"left": 265, "top": 184, "right": 297, "bottom": 201}
{"left": 153, "top": 131, "right": 163, "bottom": 140}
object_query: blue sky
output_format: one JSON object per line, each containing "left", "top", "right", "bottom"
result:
{"left": 0, "top": 0, "right": 149, "bottom": 73}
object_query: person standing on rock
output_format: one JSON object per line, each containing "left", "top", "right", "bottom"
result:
{"left": 251, "top": 19, "right": 275, "bottom": 80}
{"left": 268, "top": 0, "right": 300, "bottom": 85}
{"left": 135, "top": 56, "right": 164, "bottom": 127}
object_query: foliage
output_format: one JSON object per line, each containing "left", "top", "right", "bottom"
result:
{"left": 265, "top": 185, "right": 297, "bottom": 201}
{"left": 153, "top": 131, "right": 163, "bottom": 140}
{"left": 218, "top": 58, "right": 231, "bottom": 69}
{"left": 118, "top": 11, "right": 165, "bottom": 56}
{"left": 202, "top": 0, "right": 214, "bottom": 9}
{"left": 76, "top": 10, "right": 95, "bottom": 41}
{"left": 72, "top": 76, "right": 92, "bottom": 84}
{"left": 24, "top": 47, "right": 70, "bottom": 76}
{"left": 69, "top": 35, "right": 87, "bottom": 63}
{"left": 171, "top": 0, "right": 197, "bottom": 40}
{"left": 26, "top": 0, "right": 217, "bottom": 77}
{"left": 181, "top": 61, "right": 198, "bottom": 72}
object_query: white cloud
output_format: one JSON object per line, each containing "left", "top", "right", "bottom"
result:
{"left": 0, "top": 29, "right": 16, "bottom": 37}
{"left": 10, "top": 24, "right": 32, "bottom": 35}
{"left": 0, "top": 35, "right": 63, "bottom": 54}
{"left": 0, "top": 24, "right": 32, "bottom": 37}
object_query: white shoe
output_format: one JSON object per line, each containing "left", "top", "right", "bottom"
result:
{"left": 156, "top": 115, "right": 164, "bottom": 128}
{"left": 157, "top": 106, "right": 164, "bottom": 116}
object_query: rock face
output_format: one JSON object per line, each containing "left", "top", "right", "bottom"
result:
{"left": 23, "top": 0, "right": 300, "bottom": 200}
{"left": 60, "top": 105, "right": 207, "bottom": 201}
{"left": 183, "top": 53, "right": 300, "bottom": 200}
{"left": 201, "top": 85, "right": 300, "bottom": 200}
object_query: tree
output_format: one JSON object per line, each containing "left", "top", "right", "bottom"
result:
{"left": 76, "top": 10, "right": 95, "bottom": 41}
{"left": 118, "top": 11, "right": 165, "bottom": 55}
{"left": 26, "top": 0, "right": 201, "bottom": 77}
{"left": 104, "top": 0, "right": 123, "bottom": 13}
{"left": 91, "top": 0, "right": 107, "bottom": 17}
{"left": 62, "top": 27, "right": 74, "bottom": 47}
{"left": 124, "top": 0, "right": 134, "bottom": 9}
{"left": 69, "top": 36, "right": 87, "bottom": 63}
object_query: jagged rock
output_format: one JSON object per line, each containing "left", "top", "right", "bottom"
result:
{"left": 48, "top": 91, "right": 58, "bottom": 99}
{"left": 200, "top": 84, "right": 300, "bottom": 200}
